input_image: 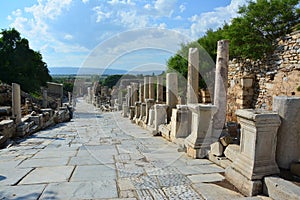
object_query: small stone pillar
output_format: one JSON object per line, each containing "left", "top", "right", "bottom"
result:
{"left": 153, "top": 104, "right": 168, "bottom": 134}
{"left": 42, "top": 89, "right": 48, "bottom": 108}
{"left": 134, "top": 102, "right": 141, "bottom": 121}
{"left": 170, "top": 105, "right": 191, "bottom": 141}
{"left": 156, "top": 76, "right": 163, "bottom": 103}
{"left": 122, "top": 104, "right": 128, "bottom": 117}
{"left": 187, "top": 48, "right": 199, "bottom": 104}
{"left": 225, "top": 109, "right": 281, "bottom": 196}
{"left": 129, "top": 106, "right": 135, "bottom": 120}
{"left": 131, "top": 83, "right": 138, "bottom": 105}
{"left": 149, "top": 76, "right": 155, "bottom": 99}
{"left": 12, "top": 83, "right": 21, "bottom": 124}
{"left": 144, "top": 77, "right": 149, "bottom": 100}
{"left": 87, "top": 87, "right": 92, "bottom": 103}
{"left": 273, "top": 96, "right": 300, "bottom": 169}
{"left": 139, "top": 103, "right": 146, "bottom": 122}
{"left": 145, "top": 99, "right": 155, "bottom": 124}
{"left": 213, "top": 40, "right": 229, "bottom": 136}
{"left": 139, "top": 82, "right": 144, "bottom": 103}
{"left": 185, "top": 104, "right": 216, "bottom": 158}
{"left": 148, "top": 109, "right": 155, "bottom": 126}
{"left": 166, "top": 73, "right": 178, "bottom": 122}
{"left": 126, "top": 86, "right": 132, "bottom": 107}
{"left": 68, "top": 92, "right": 72, "bottom": 105}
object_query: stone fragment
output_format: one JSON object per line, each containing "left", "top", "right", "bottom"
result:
{"left": 210, "top": 141, "right": 224, "bottom": 156}
{"left": 291, "top": 163, "right": 300, "bottom": 177}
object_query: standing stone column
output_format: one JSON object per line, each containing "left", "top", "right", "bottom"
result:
{"left": 144, "top": 77, "right": 149, "bottom": 100}
{"left": 157, "top": 76, "right": 163, "bottom": 103}
{"left": 139, "top": 82, "right": 144, "bottom": 103}
{"left": 149, "top": 76, "right": 155, "bottom": 99}
{"left": 131, "top": 83, "right": 138, "bottom": 105}
{"left": 126, "top": 85, "right": 132, "bottom": 107}
{"left": 187, "top": 48, "right": 199, "bottom": 104}
{"left": 166, "top": 73, "right": 178, "bottom": 122}
{"left": 213, "top": 40, "right": 229, "bottom": 135}
{"left": 42, "top": 89, "right": 48, "bottom": 108}
{"left": 87, "top": 87, "right": 92, "bottom": 103}
{"left": 12, "top": 83, "right": 21, "bottom": 124}
{"left": 68, "top": 92, "right": 72, "bottom": 105}
{"left": 273, "top": 96, "right": 300, "bottom": 169}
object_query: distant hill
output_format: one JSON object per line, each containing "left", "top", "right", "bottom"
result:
{"left": 49, "top": 67, "right": 164, "bottom": 76}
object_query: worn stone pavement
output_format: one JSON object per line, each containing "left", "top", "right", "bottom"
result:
{"left": 0, "top": 98, "right": 270, "bottom": 200}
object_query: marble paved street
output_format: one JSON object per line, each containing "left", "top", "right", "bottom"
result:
{"left": 0, "top": 99, "right": 268, "bottom": 199}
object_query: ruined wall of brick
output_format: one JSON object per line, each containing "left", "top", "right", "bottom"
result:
{"left": 227, "top": 31, "right": 300, "bottom": 122}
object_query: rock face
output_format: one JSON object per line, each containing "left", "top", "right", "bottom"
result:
{"left": 227, "top": 31, "right": 300, "bottom": 122}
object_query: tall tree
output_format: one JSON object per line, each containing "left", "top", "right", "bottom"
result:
{"left": 227, "top": 0, "right": 300, "bottom": 59}
{"left": 0, "top": 28, "right": 52, "bottom": 92}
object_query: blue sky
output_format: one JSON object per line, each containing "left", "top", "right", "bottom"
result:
{"left": 0, "top": 0, "right": 248, "bottom": 72}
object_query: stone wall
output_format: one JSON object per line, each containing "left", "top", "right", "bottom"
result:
{"left": 227, "top": 31, "right": 300, "bottom": 122}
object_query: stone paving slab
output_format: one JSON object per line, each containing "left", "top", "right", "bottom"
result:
{"left": 193, "top": 183, "right": 244, "bottom": 199}
{"left": 70, "top": 164, "right": 116, "bottom": 182}
{"left": 40, "top": 180, "right": 118, "bottom": 199}
{"left": 19, "top": 166, "right": 74, "bottom": 185}
{"left": 17, "top": 157, "right": 69, "bottom": 168}
{"left": 187, "top": 173, "right": 225, "bottom": 183}
{"left": 0, "top": 168, "right": 33, "bottom": 186}
{"left": 0, "top": 184, "right": 46, "bottom": 200}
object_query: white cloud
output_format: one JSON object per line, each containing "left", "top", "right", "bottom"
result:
{"left": 82, "top": 0, "right": 89, "bottom": 4}
{"left": 93, "top": 6, "right": 111, "bottom": 23}
{"left": 144, "top": 3, "right": 151, "bottom": 10}
{"left": 64, "top": 34, "right": 73, "bottom": 40}
{"left": 12, "top": 9, "right": 22, "bottom": 17}
{"left": 7, "top": 15, "right": 12, "bottom": 20}
{"left": 108, "top": 0, "right": 135, "bottom": 5}
{"left": 179, "top": 4, "right": 185, "bottom": 13}
{"left": 154, "top": 0, "right": 177, "bottom": 17}
{"left": 189, "top": 0, "right": 248, "bottom": 38}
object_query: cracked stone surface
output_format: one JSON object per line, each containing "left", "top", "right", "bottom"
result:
{"left": 0, "top": 98, "right": 263, "bottom": 199}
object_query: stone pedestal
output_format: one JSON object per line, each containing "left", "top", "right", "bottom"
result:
{"left": 153, "top": 104, "right": 168, "bottom": 135}
{"left": 126, "top": 86, "right": 132, "bottom": 107}
{"left": 149, "top": 77, "right": 155, "bottom": 99}
{"left": 272, "top": 96, "right": 300, "bottom": 169}
{"left": 129, "top": 106, "right": 135, "bottom": 120}
{"left": 133, "top": 102, "right": 141, "bottom": 121}
{"left": 12, "top": 83, "right": 21, "bottom": 124}
{"left": 139, "top": 103, "right": 146, "bottom": 122}
{"left": 147, "top": 109, "right": 155, "bottom": 127}
{"left": 225, "top": 109, "right": 281, "bottom": 196}
{"left": 213, "top": 40, "right": 229, "bottom": 137}
{"left": 156, "top": 76, "right": 163, "bottom": 103}
{"left": 122, "top": 104, "right": 128, "bottom": 117}
{"left": 145, "top": 99, "right": 154, "bottom": 123}
{"left": 185, "top": 104, "right": 216, "bottom": 158}
{"left": 187, "top": 48, "right": 199, "bottom": 104}
{"left": 166, "top": 73, "right": 178, "bottom": 122}
{"left": 170, "top": 105, "right": 191, "bottom": 141}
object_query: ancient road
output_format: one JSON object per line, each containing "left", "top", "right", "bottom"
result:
{"left": 0, "top": 98, "right": 267, "bottom": 199}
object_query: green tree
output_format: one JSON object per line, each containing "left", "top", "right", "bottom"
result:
{"left": 0, "top": 28, "right": 52, "bottom": 92}
{"left": 227, "top": 0, "right": 300, "bottom": 59}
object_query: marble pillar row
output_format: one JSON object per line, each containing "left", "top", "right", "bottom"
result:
{"left": 149, "top": 76, "right": 155, "bottom": 100}
{"left": 12, "top": 83, "right": 21, "bottom": 124}
{"left": 187, "top": 48, "right": 199, "bottom": 104}
{"left": 156, "top": 76, "right": 163, "bottom": 103}
{"left": 166, "top": 73, "right": 178, "bottom": 122}
{"left": 144, "top": 77, "right": 149, "bottom": 100}
{"left": 213, "top": 40, "right": 229, "bottom": 138}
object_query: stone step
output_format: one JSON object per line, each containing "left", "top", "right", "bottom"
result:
{"left": 264, "top": 176, "right": 300, "bottom": 200}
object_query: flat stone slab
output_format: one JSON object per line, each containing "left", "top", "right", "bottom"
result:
{"left": 19, "top": 166, "right": 74, "bottom": 185}
{"left": 40, "top": 180, "right": 118, "bottom": 199}
{"left": 70, "top": 164, "right": 116, "bottom": 182}
{"left": 0, "top": 184, "right": 46, "bottom": 200}
{"left": 177, "top": 164, "right": 224, "bottom": 175}
{"left": 264, "top": 176, "right": 300, "bottom": 200}
{"left": 193, "top": 183, "right": 243, "bottom": 199}
{"left": 17, "top": 157, "right": 69, "bottom": 168}
{"left": 188, "top": 173, "right": 225, "bottom": 183}
{"left": 0, "top": 168, "right": 33, "bottom": 186}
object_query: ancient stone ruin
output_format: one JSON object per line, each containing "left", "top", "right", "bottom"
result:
{"left": 85, "top": 31, "right": 300, "bottom": 198}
